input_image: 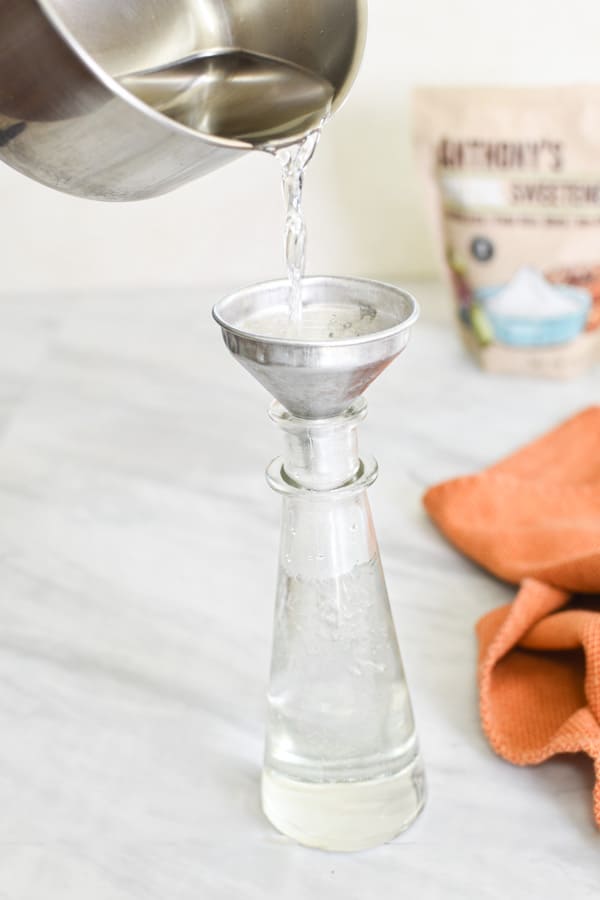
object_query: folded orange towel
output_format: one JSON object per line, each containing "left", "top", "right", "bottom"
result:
{"left": 424, "top": 407, "right": 600, "bottom": 826}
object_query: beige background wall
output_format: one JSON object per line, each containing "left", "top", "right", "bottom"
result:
{"left": 2, "top": 0, "right": 600, "bottom": 293}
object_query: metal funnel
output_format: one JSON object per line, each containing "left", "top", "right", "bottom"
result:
{"left": 213, "top": 277, "right": 419, "bottom": 419}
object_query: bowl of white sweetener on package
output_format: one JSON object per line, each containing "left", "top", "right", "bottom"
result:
{"left": 477, "top": 267, "right": 590, "bottom": 347}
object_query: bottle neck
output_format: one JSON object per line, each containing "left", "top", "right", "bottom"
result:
{"left": 269, "top": 399, "right": 368, "bottom": 491}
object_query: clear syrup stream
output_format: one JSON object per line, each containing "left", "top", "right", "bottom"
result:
{"left": 275, "top": 130, "right": 322, "bottom": 328}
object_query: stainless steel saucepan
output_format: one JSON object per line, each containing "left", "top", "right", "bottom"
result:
{"left": 0, "top": 0, "right": 367, "bottom": 201}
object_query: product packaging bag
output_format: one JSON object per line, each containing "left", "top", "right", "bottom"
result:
{"left": 413, "top": 86, "right": 600, "bottom": 377}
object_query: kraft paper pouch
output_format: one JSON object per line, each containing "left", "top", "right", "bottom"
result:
{"left": 413, "top": 86, "right": 600, "bottom": 377}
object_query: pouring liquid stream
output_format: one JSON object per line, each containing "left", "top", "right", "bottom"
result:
{"left": 273, "top": 130, "right": 322, "bottom": 331}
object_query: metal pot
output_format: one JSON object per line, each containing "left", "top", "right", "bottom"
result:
{"left": 0, "top": 0, "right": 367, "bottom": 201}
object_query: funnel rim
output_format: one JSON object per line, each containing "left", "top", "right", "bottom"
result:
{"left": 212, "top": 276, "right": 420, "bottom": 348}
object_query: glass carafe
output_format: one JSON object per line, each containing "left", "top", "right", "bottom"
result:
{"left": 261, "top": 399, "right": 425, "bottom": 852}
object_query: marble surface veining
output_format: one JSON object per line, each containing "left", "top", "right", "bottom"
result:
{"left": 0, "top": 282, "right": 598, "bottom": 899}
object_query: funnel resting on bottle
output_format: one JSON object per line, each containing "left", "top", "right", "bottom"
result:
{"left": 213, "top": 277, "right": 418, "bottom": 420}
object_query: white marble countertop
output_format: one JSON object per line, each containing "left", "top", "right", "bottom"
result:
{"left": 0, "top": 281, "right": 598, "bottom": 898}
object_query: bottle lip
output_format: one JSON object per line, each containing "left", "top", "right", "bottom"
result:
{"left": 266, "top": 454, "right": 378, "bottom": 497}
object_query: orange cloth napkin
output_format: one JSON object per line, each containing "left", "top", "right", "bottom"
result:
{"left": 424, "top": 407, "right": 600, "bottom": 826}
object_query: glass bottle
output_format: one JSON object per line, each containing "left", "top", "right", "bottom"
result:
{"left": 261, "top": 398, "right": 425, "bottom": 852}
